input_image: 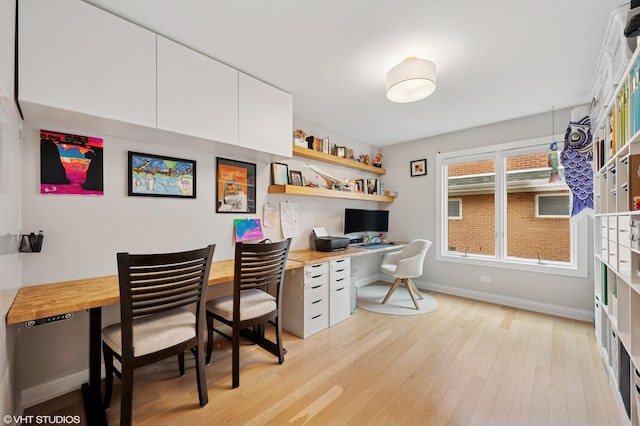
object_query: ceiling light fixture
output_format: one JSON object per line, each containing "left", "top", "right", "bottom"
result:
{"left": 385, "top": 56, "right": 437, "bottom": 103}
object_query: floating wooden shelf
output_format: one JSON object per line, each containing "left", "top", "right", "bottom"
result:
{"left": 268, "top": 185, "right": 396, "bottom": 202}
{"left": 292, "top": 145, "right": 386, "bottom": 175}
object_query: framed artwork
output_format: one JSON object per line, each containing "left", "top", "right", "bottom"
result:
{"left": 216, "top": 157, "right": 256, "bottom": 213}
{"left": 289, "top": 170, "right": 303, "bottom": 186}
{"left": 346, "top": 148, "right": 355, "bottom": 160}
{"left": 354, "top": 178, "right": 365, "bottom": 193}
{"left": 410, "top": 159, "right": 427, "bottom": 177}
{"left": 271, "top": 162, "right": 289, "bottom": 185}
{"left": 41, "top": 129, "right": 104, "bottom": 196}
{"left": 128, "top": 151, "right": 195, "bottom": 198}
{"left": 366, "top": 178, "right": 378, "bottom": 195}
{"left": 335, "top": 146, "right": 346, "bottom": 158}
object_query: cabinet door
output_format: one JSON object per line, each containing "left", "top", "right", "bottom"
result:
{"left": 18, "top": 0, "right": 156, "bottom": 128}
{"left": 157, "top": 36, "right": 238, "bottom": 145}
{"left": 0, "top": 0, "right": 15, "bottom": 100}
{"left": 329, "top": 258, "right": 351, "bottom": 326}
{"left": 238, "top": 73, "right": 292, "bottom": 158}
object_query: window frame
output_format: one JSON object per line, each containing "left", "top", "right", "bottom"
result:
{"left": 435, "top": 136, "right": 588, "bottom": 278}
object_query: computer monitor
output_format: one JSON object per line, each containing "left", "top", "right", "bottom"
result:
{"left": 343, "top": 208, "right": 389, "bottom": 235}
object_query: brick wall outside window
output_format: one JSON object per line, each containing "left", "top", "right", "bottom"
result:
{"left": 448, "top": 191, "right": 569, "bottom": 262}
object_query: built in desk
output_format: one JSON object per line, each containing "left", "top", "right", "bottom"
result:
{"left": 5, "top": 243, "right": 403, "bottom": 425}
{"left": 5, "top": 258, "right": 303, "bottom": 426}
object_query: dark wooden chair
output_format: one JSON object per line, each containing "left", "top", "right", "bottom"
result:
{"left": 206, "top": 238, "right": 291, "bottom": 388}
{"left": 102, "top": 244, "right": 215, "bottom": 426}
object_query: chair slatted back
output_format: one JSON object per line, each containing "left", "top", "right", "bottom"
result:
{"left": 232, "top": 238, "right": 291, "bottom": 319}
{"left": 116, "top": 245, "right": 215, "bottom": 355}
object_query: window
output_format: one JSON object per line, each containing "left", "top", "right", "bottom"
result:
{"left": 436, "top": 136, "right": 586, "bottom": 276}
{"left": 535, "top": 193, "right": 570, "bottom": 217}
{"left": 448, "top": 198, "right": 462, "bottom": 219}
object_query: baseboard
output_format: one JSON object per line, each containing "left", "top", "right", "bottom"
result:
{"left": 354, "top": 274, "right": 382, "bottom": 287}
{"left": 21, "top": 367, "right": 101, "bottom": 409}
{"left": 412, "top": 279, "right": 594, "bottom": 322}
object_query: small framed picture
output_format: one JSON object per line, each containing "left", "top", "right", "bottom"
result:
{"left": 289, "top": 170, "right": 303, "bottom": 186}
{"left": 410, "top": 159, "right": 427, "bottom": 177}
{"left": 271, "top": 162, "right": 289, "bottom": 185}
{"left": 354, "top": 178, "right": 365, "bottom": 193}
{"left": 366, "top": 178, "right": 378, "bottom": 195}
{"left": 216, "top": 157, "right": 256, "bottom": 213}
{"left": 346, "top": 148, "right": 354, "bottom": 160}
{"left": 335, "top": 146, "right": 346, "bottom": 158}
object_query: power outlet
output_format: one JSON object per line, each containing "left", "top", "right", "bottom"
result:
{"left": 480, "top": 275, "right": 491, "bottom": 283}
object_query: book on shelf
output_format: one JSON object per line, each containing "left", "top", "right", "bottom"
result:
{"left": 631, "top": 55, "right": 640, "bottom": 135}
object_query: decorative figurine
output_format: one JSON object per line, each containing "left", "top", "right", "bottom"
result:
{"left": 373, "top": 149, "right": 383, "bottom": 168}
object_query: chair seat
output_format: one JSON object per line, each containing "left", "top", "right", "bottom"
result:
{"left": 102, "top": 307, "right": 196, "bottom": 357}
{"left": 207, "top": 289, "right": 276, "bottom": 322}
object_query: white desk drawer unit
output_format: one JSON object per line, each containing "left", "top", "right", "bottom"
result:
{"left": 282, "top": 263, "right": 329, "bottom": 338}
{"left": 329, "top": 258, "right": 351, "bottom": 326}
{"left": 282, "top": 258, "right": 353, "bottom": 338}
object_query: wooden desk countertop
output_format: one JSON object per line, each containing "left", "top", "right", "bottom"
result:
{"left": 6, "top": 258, "right": 304, "bottom": 325}
{"left": 288, "top": 243, "right": 404, "bottom": 265}
{"left": 6, "top": 244, "right": 404, "bottom": 325}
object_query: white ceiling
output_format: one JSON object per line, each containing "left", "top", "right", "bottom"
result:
{"left": 85, "top": 0, "right": 627, "bottom": 146}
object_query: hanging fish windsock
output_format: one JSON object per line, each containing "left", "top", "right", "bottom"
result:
{"left": 560, "top": 108, "right": 593, "bottom": 217}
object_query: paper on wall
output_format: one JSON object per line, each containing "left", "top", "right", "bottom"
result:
{"left": 280, "top": 202, "right": 299, "bottom": 238}
{"left": 263, "top": 202, "right": 277, "bottom": 228}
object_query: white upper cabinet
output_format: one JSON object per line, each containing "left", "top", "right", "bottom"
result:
{"left": 0, "top": 0, "right": 15, "bottom": 100}
{"left": 18, "top": 0, "right": 156, "bottom": 128}
{"left": 157, "top": 36, "right": 238, "bottom": 145}
{"left": 239, "top": 73, "right": 293, "bottom": 158}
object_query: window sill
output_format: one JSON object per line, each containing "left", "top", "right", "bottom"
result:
{"left": 436, "top": 253, "right": 587, "bottom": 278}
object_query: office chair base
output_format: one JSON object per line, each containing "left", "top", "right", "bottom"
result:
{"left": 381, "top": 278, "right": 422, "bottom": 310}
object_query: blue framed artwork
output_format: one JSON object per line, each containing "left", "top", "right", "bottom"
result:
{"left": 128, "top": 151, "right": 196, "bottom": 198}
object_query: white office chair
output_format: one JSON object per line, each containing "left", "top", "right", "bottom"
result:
{"left": 380, "top": 239, "right": 432, "bottom": 310}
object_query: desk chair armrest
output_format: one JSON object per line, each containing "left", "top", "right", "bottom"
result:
{"left": 381, "top": 250, "right": 403, "bottom": 265}
{"left": 393, "top": 253, "right": 425, "bottom": 277}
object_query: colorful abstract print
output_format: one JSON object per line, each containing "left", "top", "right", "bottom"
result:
{"left": 40, "top": 130, "right": 104, "bottom": 196}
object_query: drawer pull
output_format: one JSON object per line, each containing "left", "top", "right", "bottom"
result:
{"left": 311, "top": 299, "right": 322, "bottom": 304}
{"left": 335, "top": 259, "right": 345, "bottom": 263}
{"left": 311, "top": 314, "right": 322, "bottom": 319}
{"left": 336, "top": 268, "right": 345, "bottom": 273}
{"left": 335, "top": 287, "right": 345, "bottom": 292}
{"left": 311, "top": 275, "right": 323, "bottom": 279}
{"left": 311, "top": 264, "right": 323, "bottom": 268}
{"left": 335, "top": 277, "right": 345, "bottom": 282}
{"left": 311, "top": 285, "right": 322, "bottom": 289}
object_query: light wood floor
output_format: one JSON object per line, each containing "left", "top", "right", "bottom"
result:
{"left": 26, "top": 289, "right": 624, "bottom": 425}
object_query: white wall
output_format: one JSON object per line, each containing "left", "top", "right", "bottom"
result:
{"left": 382, "top": 106, "right": 594, "bottom": 319}
{"left": 0, "top": 0, "right": 24, "bottom": 418}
